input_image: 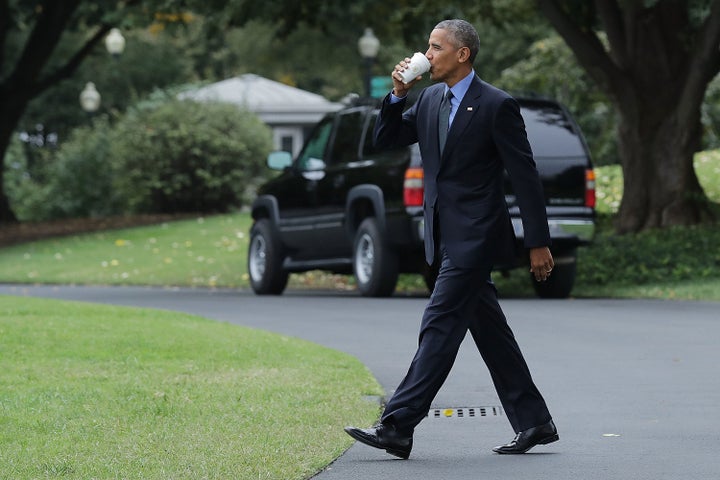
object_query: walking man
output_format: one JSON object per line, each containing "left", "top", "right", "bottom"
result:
{"left": 345, "top": 19, "right": 558, "bottom": 459}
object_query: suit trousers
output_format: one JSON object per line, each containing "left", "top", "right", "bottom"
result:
{"left": 380, "top": 244, "right": 552, "bottom": 434}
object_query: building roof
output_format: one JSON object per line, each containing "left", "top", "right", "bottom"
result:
{"left": 179, "top": 74, "right": 342, "bottom": 124}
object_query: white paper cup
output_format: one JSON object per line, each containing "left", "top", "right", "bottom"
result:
{"left": 399, "top": 52, "right": 431, "bottom": 84}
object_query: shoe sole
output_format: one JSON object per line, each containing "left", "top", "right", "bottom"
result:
{"left": 538, "top": 433, "right": 560, "bottom": 446}
{"left": 344, "top": 428, "right": 411, "bottom": 459}
{"left": 384, "top": 448, "right": 410, "bottom": 460}
{"left": 494, "top": 433, "right": 559, "bottom": 454}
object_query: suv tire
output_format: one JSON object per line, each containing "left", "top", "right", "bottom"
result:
{"left": 353, "top": 218, "right": 399, "bottom": 297}
{"left": 248, "top": 219, "right": 289, "bottom": 295}
{"left": 532, "top": 250, "right": 576, "bottom": 299}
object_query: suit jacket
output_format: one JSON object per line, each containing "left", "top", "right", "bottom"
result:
{"left": 375, "top": 75, "right": 551, "bottom": 269}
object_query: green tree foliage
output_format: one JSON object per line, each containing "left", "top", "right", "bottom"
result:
{"left": 192, "top": 20, "right": 370, "bottom": 100}
{"left": 0, "top": 0, "right": 239, "bottom": 224}
{"left": 212, "top": 0, "right": 550, "bottom": 93}
{"left": 5, "top": 0, "right": 719, "bottom": 233}
{"left": 19, "top": 30, "right": 194, "bottom": 142}
{"left": 497, "top": 35, "right": 618, "bottom": 165}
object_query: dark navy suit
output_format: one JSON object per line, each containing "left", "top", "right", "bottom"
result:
{"left": 374, "top": 75, "right": 553, "bottom": 434}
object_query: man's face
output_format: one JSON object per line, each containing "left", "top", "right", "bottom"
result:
{"left": 425, "top": 28, "right": 461, "bottom": 84}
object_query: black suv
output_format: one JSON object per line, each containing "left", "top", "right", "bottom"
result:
{"left": 248, "top": 97, "right": 595, "bottom": 298}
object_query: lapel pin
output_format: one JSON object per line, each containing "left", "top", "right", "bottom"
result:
{"left": 467, "top": 107, "right": 473, "bottom": 111}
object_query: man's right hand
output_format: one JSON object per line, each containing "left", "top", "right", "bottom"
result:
{"left": 391, "top": 57, "right": 422, "bottom": 98}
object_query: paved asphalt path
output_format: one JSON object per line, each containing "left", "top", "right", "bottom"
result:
{"left": 2, "top": 284, "right": 719, "bottom": 479}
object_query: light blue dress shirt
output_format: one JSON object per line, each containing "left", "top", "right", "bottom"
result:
{"left": 390, "top": 69, "right": 476, "bottom": 129}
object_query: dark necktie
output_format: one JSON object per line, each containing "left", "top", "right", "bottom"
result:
{"left": 438, "top": 89, "right": 453, "bottom": 155}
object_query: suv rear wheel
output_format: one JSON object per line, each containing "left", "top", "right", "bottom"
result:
{"left": 248, "top": 219, "right": 289, "bottom": 295}
{"left": 353, "top": 218, "right": 399, "bottom": 297}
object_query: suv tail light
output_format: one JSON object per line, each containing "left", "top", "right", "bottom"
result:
{"left": 404, "top": 167, "right": 424, "bottom": 207}
{"left": 585, "top": 169, "right": 596, "bottom": 208}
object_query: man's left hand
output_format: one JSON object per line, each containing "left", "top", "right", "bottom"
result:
{"left": 529, "top": 247, "right": 554, "bottom": 282}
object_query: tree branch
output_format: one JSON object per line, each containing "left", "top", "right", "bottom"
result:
{"left": 18, "top": 0, "right": 144, "bottom": 98}
{"left": 679, "top": 0, "right": 720, "bottom": 118}
{"left": 33, "top": 25, "right": 111, "bottom": 94}
{"left": 594, "top": 0, "right": 628, "bottom": 68}
{"left": 536, "top": 0, "right": 628, "bottom": 98}
{"left": 0, "top": 0, "right": 9, "bottom": 80}
{"left": 693, "top": 1, "right": 720, "bottom": 82}
{"left": 6, "top": 0, "right": 81, "bottom": 93}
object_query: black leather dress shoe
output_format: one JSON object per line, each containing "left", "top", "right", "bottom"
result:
{"left": 492, "top": 420, "right": 558, "bottom": 454}
{"left": 344, "top": 423, "right": 413, "bottom": 459}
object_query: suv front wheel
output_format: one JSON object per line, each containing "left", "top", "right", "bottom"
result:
{"left": 248, "top": 219, "right": 289, "bottom": 295}
{"left": 353, "top": 218, "right": 399, "bottom": 297}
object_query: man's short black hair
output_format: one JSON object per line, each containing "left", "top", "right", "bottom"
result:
{"left": 434, "top": 19, "right": 480, "bottom": 64}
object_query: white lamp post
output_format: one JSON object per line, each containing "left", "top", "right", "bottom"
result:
{"left": 79, "top": 82, "right": 101, "bottom": 113}
{"left": 105, "top": 28, "right": 126, "bottom": 58}
{"left": 357, "top": 28, "right": 380, "bottom": 98}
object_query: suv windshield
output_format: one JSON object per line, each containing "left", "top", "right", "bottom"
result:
{"left": 297, "top": 117, "right": 333, "bottom": 171}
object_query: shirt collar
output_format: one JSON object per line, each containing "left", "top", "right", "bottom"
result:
{"left": 445, "top": 70, "right": 475, "bottom": 102}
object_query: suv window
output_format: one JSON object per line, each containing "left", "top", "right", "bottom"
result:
{"left": 329, "top": 110, "right": 364, "bottom": 165}
{"left": 362, "top": 114, "right": 378, "bottom": 157}
{"left": 362, "top": 113, "right": 408, "bottom": 158}
{"left": 297, "top": 117, "right": 333, "bottom": 171}
{"left": 520, "top": 103, "right": 585, "bottom": 158}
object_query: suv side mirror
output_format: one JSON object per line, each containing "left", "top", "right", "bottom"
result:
{"left": 267, "top": 151, "right": 293, "bottom": 170}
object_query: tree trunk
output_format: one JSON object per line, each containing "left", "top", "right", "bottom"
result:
{"left": 0, "top": 0, "right": 92, "bottom": 225}
{"left": 537, "top": 0, "right": 720, "bottom": 233}
{"left": 0, "top": 178, "right": 17, "bottom": 224}
{"left": 615, "top": 99, "right": 711, "bottom": 233}
{"left": 0, "top": 98, "right": 22, "bottom": 225}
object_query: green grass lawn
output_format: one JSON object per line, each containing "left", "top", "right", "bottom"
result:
{"left": 595, "top": 149, "right": 720, "bottom": 215}
{"left": 0, "top": 215, "right": 252, "bottom": 288}
{"left": 0, "top": 296, "right": 382, "bottom": 479}
{"left": 695, "top": 149, "right": 720, "bottom": 202}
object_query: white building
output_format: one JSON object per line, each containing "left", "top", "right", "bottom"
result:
{"left": 179, "top": 74, "right": 343, "bottom": 157}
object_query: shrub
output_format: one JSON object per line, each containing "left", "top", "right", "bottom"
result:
{"left": 109, "top": 99, "right": 272, "bottom": 214}
{"left": 5, "top": 118, "right": 126, "bottom": 221}
{"left": 3, "top": 137, "right": 52, "bottom": 221}
{"left": 577, "top": 219, "right": 720, "bottom": 286}
{"left": 6, "top": 119, "right": 131, "bottom": 221}
{"left": 5, "top": 99, "right": 273, "bottom": 221}
{"left": 580, "top": 160, "right": 720, "bottom": 287}
{"left": 47, "top": 120, "right": 122, "bottom": 219}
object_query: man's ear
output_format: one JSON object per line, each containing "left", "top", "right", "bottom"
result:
{"left": 457, "top": 46, "right": 470, "bottom": 63}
